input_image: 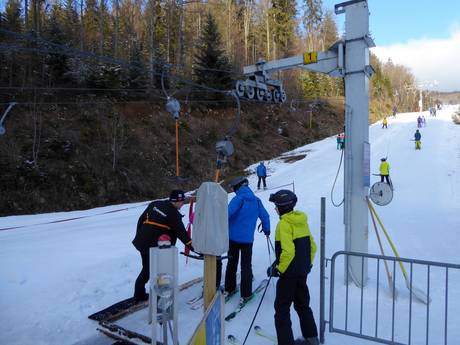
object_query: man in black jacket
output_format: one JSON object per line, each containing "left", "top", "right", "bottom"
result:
{"left": 132, "top": 190, "right": 193, "bottom": 301}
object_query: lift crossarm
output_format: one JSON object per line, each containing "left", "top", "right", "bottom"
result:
{"left": 243, "top": 49, "right": 343, "bottom": 78}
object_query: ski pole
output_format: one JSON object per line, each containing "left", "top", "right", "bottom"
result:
{"left": 242, "top": 274, "right": 273, "bottom": 345}
{"left": 266, "top": 236, "right": 272, "bottom": 265}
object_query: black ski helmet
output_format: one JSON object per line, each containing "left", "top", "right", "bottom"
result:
{"left": 381, "top": 157, "right": 386, "bottom": 161}
{"left": 229, "top": 176, "right": 249, "bottom": 192}
{"left": 269, "top": 189, "right": 297, "bottom": 208}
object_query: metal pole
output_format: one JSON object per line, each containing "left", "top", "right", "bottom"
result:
{"left": 339, "top": 0, "right": 372, "bottom": 286}
{"left": 319, "top": 197, "right": 326, "bottom": 343}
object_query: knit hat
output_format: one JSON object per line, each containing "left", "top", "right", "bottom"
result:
{"left": 169, "top": 189, "right": 185, "bottom": 202}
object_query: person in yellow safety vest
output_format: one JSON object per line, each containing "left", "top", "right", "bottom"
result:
{"left": 379, "top": 157, "right": 390, "bottom": 184}
{"left": 266, "top": 190, "right": 319, "bottom": 345}
{"left": 382, "top": 117, "right": 388, "bottom": 129}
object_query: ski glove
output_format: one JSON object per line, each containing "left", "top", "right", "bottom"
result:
{"left": 266, "top": 265, "right": 280, "bottom": 277}
{"left": 263, "top": 229, "right": 270, "bottom": 237}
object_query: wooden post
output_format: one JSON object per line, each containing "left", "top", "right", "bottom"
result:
{"left": 204, "top": 255, "right": 216, "bottom": 309}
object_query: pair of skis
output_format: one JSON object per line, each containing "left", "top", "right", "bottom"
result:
{"left": 227, "top": 325, "right": 277, "bottom": 344}
{"left": 187, "top": 287, "right": 240, "bottom": 310}
{"left": 187, "top": 273, "right": 241, "bottom": 310}
{"left": 224, "top": 279, "right": 268, "bottom": 321}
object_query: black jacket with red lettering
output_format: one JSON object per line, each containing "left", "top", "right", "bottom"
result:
{"left": 132, "top": 200, "right": 191, "bottom": 252}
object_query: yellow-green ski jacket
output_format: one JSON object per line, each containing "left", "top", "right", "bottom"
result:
{"left": 380, "top": 161, "right": 390, "bottom": 176}
{"left": 275, "top": 210, "right": 317, "bottom": 277}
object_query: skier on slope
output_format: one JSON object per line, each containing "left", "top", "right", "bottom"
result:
{"left": 256, "top": 161, "right": 268, "bottom": 190}
{"left": 392, "top": 105, "right": 397, "bottom": 118}
{"left": 382, "top": 116, "right": 388, "bottom": 129}
{"left": 414, "top": 129, "right": 422, "bottom": 150}
{"left": 267, "top": 190, "right": 319, "bottom": 345}
{"left": 417, "top": 116, "right": 423, "bottom": 128}
{"left": 379, "top": 158, "right": 390, "bottom": 184}
{"left": 132, "top": 190, "right": 193, "bottom": 302}
{"left": 220, "top": 176, "right": 270, "bottom": 304}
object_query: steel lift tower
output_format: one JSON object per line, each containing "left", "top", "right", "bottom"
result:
{"left": 236, "top": 0, "right": 374, "bottom": 286}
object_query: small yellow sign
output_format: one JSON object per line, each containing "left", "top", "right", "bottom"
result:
{"left": 303, "top": 51, "right": 318, "bottom": 64}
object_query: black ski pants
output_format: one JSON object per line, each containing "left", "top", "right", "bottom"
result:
{"left": 224, "top": 240, "right": 253, "bottom": 298}
{"left": 380, "top": 174, "right": 390, "bottom": 184}
{"left": 257, "top": 176, "right": 267, "bottom": 189}
{"left": 274, "top": 276, "right": 318, "bottom": 345}
{"left": 134, "top": 250, "right": 150, "bottom": 300}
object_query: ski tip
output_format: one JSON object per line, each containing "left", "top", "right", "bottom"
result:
{"left": 225, "top": 313, "right": 235, "bottom": 321}
{"left": 254, "top": 325, "right": 261, "bottom": 331}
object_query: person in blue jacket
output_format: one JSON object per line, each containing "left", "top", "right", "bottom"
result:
{"left": 414, "top": 129, "right": 422, "bottom": 150}
{"left": 224, "top": 176, "right": 271, "bottom": 302}
{"left": 256, "top": 161, "right": 267, "bottom": 190}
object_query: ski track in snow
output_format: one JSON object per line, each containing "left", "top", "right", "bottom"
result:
{"left": 1, "top": 105, "right": 459, "bottom": 345}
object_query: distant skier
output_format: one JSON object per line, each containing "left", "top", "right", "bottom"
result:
{"left": 339, "top": 132, "right": 345, "bottom": 150}
{"left": 392, "top": 105, "right": 397, "bottom": 118}
{"left": 417, "top": 116, "right": 423, "bottom": 128}
{"left": 336, "top": 134, "right": 342, "bottom": 150}
{"left": 256, "top": 161, "right": 267, "bottom": 190}
{"left": 382, "top": 117, "right": 388, "bottom": 129}
{"left": 379, "top": 158, "right": 390, "bottom": 185}
{"left": 422, "top": 115, "right": 426, "bottom": 127}
{"left": 132, "top": 190, "right": 193, "bottom": 302}
{"left": 222, "top": 176, "right": 270, "bottom": 304}
{"left": 414, "top": 129, "right": 422, "bottom": 150}
{"left": 267, "top": 190, "right": 319, "bottom": 345}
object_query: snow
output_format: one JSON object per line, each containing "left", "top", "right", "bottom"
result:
{"left": 1, "top": 105, "right": 459, "bottom": 345}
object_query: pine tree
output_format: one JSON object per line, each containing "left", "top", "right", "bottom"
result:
{"left": 62, "top": 0, "right": 80, "bottom": 47}
{"left": 43, "top": 2, "right": 70, "bottom": 83}
{"left": 303, "top": 0, "right": 322, "bottom": 50}
{"left": 193, "top": 12, "right": 233, "bottom": 90}
{"left": 3, "top": 0, "right": 23, "bottom": 33}
{"left": 320, "top": 10, "right": 337, "bottom": 49}
{"left": 270, "top": 0, "right": 296, "bottom": 57}
{"left": 124, "top": 40, "right": 147, "bottom": 89}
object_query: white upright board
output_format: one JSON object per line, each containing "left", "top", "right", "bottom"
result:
{"left": 193, "top": 182, "right": 229, "bottom": 256}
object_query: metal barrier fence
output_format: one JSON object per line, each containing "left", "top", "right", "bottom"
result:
{"left": 321, "top": 250, "right": 460, "bottom": 345}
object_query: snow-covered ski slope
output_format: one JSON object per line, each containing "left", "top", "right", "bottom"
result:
{"left": 1, "top": 105, "right": 459, "bottom": 345}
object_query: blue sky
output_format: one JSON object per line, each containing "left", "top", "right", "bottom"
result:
{"left": 321, "top": 0, "right": 460, "bottom": 91}
{"left": 322, "top": 0, "right": 460, "bottom": 46}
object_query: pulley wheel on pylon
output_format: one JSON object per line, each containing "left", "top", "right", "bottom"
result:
{"left": 369, "top": 182, "right": 393, "bottom": 206}
{"left": 273, "top": 89, "right": 281, "bottom": 103}
{"left": 256, "top": 88, "right": 265, "bottom": 101}
{"left": 265, "top": 90, "right": 272, "bottom": 102}
{"left": 236, "top": 80, "right": 245, "bottom": 97}
{"left": 281, "top": 90, "right": 287, "bottom": 103}
{"left": 245, "top": 85, "right": 255, "bottom": 99}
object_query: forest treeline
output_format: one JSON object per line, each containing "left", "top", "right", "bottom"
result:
{"left": 0, "top": 0, "right": 429, "bottom": 116}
